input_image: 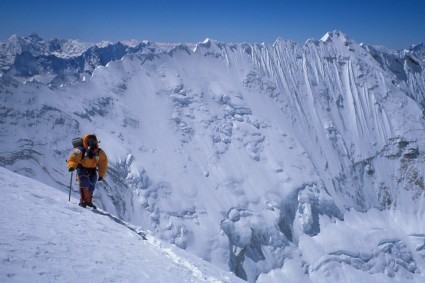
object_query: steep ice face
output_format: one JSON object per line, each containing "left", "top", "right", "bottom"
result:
{"left": 1, "top": 32, "right": 425, "bottom": 282}
{"left": 363, "top": 43, "right": 425, "bottom": 104}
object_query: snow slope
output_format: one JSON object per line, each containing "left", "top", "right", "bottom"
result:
{"left": 0, "top": 166, "right": 243, "bottom": 283}
{"left": 1, "top": 170, "right": 424, "bottom": 283}
{"left": 1, "top": 31, "right": 425, "bottom": 282}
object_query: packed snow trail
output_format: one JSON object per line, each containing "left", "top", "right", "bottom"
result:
{"left": 0, "top": 167, "right": 243, "bottom": 283}
{"left": 90, "top": 208, "right": 147, "bottom": 240}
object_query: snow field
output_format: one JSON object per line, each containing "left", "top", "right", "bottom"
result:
{"left": 0, "top": 167, "right": 243, "bottom": 283}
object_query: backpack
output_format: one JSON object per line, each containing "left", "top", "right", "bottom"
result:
{"left": 72, "top": 137, "right": 83, "bottom": 148}
{"left": 71, "top": 137, "right": 87, "bottom": 160}
{"left": 71, "top": 136, "right": 99, "bottom": 159}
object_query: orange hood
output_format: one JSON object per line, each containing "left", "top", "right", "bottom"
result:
{"left": 82, "top": 134, "right": 97, "bottom": 149}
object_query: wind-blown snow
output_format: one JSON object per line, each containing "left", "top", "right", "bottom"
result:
{"left": 1, "top": 31, "right": 425, "bottom": 282}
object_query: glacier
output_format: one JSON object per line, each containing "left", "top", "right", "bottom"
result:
{"left": 1, "top": 31, "right": 425, "bottom": 282}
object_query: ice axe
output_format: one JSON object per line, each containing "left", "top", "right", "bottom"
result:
{"left": 68, "top": 171, "right": 74, "bottom": 201}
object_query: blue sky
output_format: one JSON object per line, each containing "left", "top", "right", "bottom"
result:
{"left": 0, "top": 0, "right": 424, "bottom": 49}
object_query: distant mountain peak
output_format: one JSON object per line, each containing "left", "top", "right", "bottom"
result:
{"left": 94, "top": 40, "right": 113, "bottom": 48}
{"left": 27, "top": 32, "right": 43, "bottom": 41}
{"left": 321, "top": 30, "right": 352, "bottom": 44}
{"left": 194, "top": 38, "right": 225, "bottom": 52}
{"left": 410, "top": 42, "right": 425, "bottom": 51}
{"left": 7, "top": 34, "right": 19, "bottom": 41}
{"left": 200, "top": 38, "right": 220, "bottom": 46}
{"left": 273, "top": 36, "right": 297, "bottom": 47}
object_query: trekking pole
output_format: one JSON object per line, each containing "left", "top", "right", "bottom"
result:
{"left": 68, "top": 171, "right": 74, "bottom": 201}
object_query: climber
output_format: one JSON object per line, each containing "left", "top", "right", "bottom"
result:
{"left": 67, "top": 134, "right": 108, "bottom": 209}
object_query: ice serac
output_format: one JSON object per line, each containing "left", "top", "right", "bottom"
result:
{"left": 1, "top": 32, "right": 425, "bottom": 282}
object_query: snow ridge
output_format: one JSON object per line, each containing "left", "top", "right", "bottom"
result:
{"left": 0, "top": 166, "right": 242, "bottom": 282}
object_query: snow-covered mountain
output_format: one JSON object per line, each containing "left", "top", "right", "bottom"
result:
{"left": 1, "top": 31, "right": 425, "bottom": 282}
{"left": 0, "top": 33, "right": 185, "bottom": 86}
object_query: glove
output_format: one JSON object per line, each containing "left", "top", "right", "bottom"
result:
{"left": 68, "top": 167, "right": 75, "bottom": 172}
{"left": 98, "top": 176, "right": 103, "bottom": 182}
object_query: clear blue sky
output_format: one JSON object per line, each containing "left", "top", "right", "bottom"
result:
{"left": 1, "top": 0, "right": 424, "bottom": 49}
